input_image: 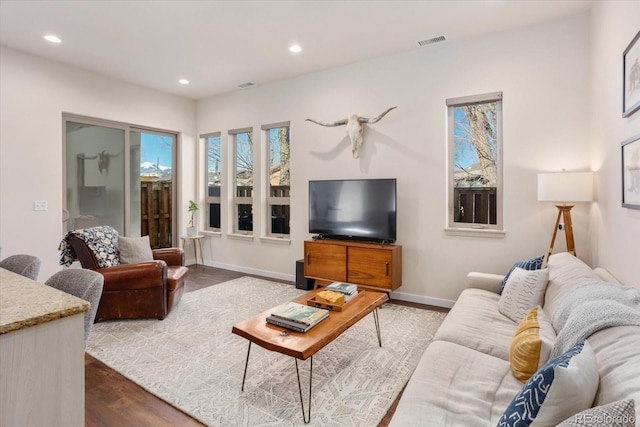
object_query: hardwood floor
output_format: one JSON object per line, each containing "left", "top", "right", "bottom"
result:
{"left": 85, "top": 355, "right": 204, "bottom": 427}
{"left": 85, "top": 264, "right": 447, "bottom": 426}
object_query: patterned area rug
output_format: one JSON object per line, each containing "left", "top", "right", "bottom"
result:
{"left": 87, "top": 277, "right": 446, "bottom": 426}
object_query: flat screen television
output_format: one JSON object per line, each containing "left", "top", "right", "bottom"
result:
{"left": 309, "top": 178, "right": 397, "bottom": 243}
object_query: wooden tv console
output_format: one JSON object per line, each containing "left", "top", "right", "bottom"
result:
{"left": 303, "top": 239, "right": 402, "bottom": 293}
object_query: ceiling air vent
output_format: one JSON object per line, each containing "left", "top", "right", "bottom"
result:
{"left": 237, "top": 82, "right": 255, "bottom": 89}
{"left": 416, "top": 36, "right": 446, "bottom": 47}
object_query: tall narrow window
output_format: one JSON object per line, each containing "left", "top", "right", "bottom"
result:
{"left": 230, "top": 128, "right": 253, "bottom": 234}
{"left": 263, "top": 122, "right": 291, "bottom": 237}
{"left": 203, "top": 132, "right": 221, "bottom": 231}
{"left": 446, "top": 92, "right": 503, "bottom": 231}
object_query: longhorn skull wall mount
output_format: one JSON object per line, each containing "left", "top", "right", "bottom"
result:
{"left": 306, "top": 106, "right": 397, "bottom": 158}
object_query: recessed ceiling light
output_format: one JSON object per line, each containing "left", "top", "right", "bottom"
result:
{"left": 44, "top": 35, "right": 62, "bottom": 44}
{"left": 289, "top": 44, "right": 302, "bottom": 53}
{"left": 178, "top": 79, "right": 190, "bottom": 85}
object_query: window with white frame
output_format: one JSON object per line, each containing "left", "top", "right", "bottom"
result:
{"left": 230, "top": 127, "right": 253, "bottom": 234}
{"left": 446, "top": 92, "right": 503, "bottom": 231}
{"left": 203, "top": 132, "right": 221, "bottom": 231}
{"left": 263, "top": 122, "right": 290, "bottom": 236}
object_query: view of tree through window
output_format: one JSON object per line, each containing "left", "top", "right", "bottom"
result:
{"left": 267, "top": 125, "right": 290, "bottom": 235}
{"left": 235, "top": 130, "right": 253, "bottom": 233}
{"left": 448, "top": 92, "right": 502, "bottom": 229}
{"left": 205, "top": 134, "right": 221, "bottom": 230}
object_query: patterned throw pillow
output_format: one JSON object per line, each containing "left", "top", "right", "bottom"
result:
{"left": 499, "top": 268, "right": 549, "bottom": 322}
{"left": 556, "top": 399, "right": 635, "bottom": 426}
{"left": 510, "top": 305, "right": 556, "bottom": 382}
{"left": 118, "top": 235, "right": 154, "bottom": 264}
{"left": 497, "top": 340, "right": 599, "bottom": 427}
{"left": 500, "top": 255, "right": 545, "bottom": 294}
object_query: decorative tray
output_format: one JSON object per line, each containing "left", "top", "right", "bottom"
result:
{"left": 306, "top": 291, "right": 361, "bottom": 311}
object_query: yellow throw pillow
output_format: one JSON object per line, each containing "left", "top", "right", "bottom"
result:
{"left": 509, "top": 305, "right": 557, "bottom": 382}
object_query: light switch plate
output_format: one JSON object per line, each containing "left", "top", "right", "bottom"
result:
{"left": 34, "top": 201, "right": 47, "bottom": 211}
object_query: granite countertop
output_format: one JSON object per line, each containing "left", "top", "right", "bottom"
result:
{"left": 0, "top": 268, "right": 89, "bottom": 334}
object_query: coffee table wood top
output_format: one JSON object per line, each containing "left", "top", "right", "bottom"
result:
{"left": 232, "top": 289, "right": 388, "bottom": 360}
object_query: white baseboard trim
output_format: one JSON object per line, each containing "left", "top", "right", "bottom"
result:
{"left": 389, "top": 291, "right": 456, "bottom": 309}
{"left": 191, "top": 260, "right": 454, "bottom": 309}
{"left": 202, "top": 260, "right": 296, "bottom": 283}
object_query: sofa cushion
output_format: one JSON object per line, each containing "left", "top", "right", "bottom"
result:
{"left": 509, "top": 305, "right": 556, "bottom": 382}
{"left": 543, "top": 253, "right": 602, "bottom": 319}
{"left": 500, "top": 254, "right": 545, "bottom": 294}
{"left": 434, "top": 288, "right": 516, "bottom": 360}
{"left": 499, "top": 267, "right": 549, "bottom": 322}
{"left": 588, "top": 325, "right": 640, "bottom": 422}
{"left": 497, "top": 340, "right": 599, "bottom": 427}
{"left": 593, "top": 267, "right": 622, "bottom": 284}
{"left": 389, "top": 340, "right": 523, "bottom": 427}
{"left": 118, "top": 235, "right": 154, "bottom": 264}
{"left": 556, "top": 399, "right": 635, "bottom": 426}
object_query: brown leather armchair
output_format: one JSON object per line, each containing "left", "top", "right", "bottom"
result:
{"left": 66, "top": 234, "right": 188, "bottom": 320}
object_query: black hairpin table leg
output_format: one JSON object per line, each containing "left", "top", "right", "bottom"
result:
{"left": 241, "top": 342, "right": 251, "bottom": 391}
{"left": 374, "top": 308, "right": 382, "bottom": 347}
{"left": 295, "top": 356, "right": 313, "bottom": 423}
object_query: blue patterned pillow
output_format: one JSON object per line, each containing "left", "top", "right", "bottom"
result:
{"left": 499, "top": 255, "right": 545, "bottom": 294}
{"left": 497, "top": 340, "right": 599, "bottom": 427}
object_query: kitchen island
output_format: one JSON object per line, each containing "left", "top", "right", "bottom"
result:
{"left": 0, "top": 267, "right": 89, "bottom": 427}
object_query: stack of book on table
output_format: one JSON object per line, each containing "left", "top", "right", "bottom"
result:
{"left": 325, "top": 282, "right": 358, "bottom": 302}
{"left": 266, "top": 302, "right": 329, "bottom": 333}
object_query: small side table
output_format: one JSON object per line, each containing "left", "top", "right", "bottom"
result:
{"left": 180, "top": 235, "right": 205, "bottom": 265}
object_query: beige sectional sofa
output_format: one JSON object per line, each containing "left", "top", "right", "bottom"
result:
{"left": 390, "top": 252, "right": 640, "bottom": 426}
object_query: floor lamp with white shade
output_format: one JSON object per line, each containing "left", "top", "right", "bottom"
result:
{"left": 537, "top": 171, "right": 593, "bottom": 261}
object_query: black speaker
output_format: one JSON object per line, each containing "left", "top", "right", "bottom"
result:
{"left": 295, "top": 259, "right": 315, "bottom": 290}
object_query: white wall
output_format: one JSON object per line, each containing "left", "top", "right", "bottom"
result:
{"left": 0, "top": 47, "right": 197, "bottom": 280}
{"left": 589, "top": 1, "right": 640, "bottom": 286}
{"left": 197, "top": 13, "right": 592, "bottom": 304}
{"left": 5, "top": 8, "right": 633, "bottom": 303}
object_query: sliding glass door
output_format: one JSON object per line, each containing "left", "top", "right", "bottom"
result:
{"left": 63, "top": 115, "right": 177, "bottom": 248}
{"left": 64, "top": 120, "right": 126, "bottom": 233}
{"left": 131, "top": 129, "right": 175, "bottom": 247}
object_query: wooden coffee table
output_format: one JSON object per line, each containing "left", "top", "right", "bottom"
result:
{"left": 231, "top": 288, "right": 388, "bottom": 423}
